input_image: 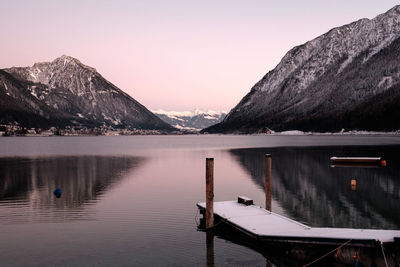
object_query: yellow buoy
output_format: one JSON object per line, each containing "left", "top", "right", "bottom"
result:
{"left": 351, "top": 179, "right": 357, "bottom": 190}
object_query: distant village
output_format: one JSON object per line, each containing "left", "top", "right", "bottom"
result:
{"left": 0, "top": 123, "right": 188, "bottom": 137}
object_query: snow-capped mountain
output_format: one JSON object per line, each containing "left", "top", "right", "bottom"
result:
{"left": 1, "top": 55, "right": 174, "bottom": 131}
{"left": 205, "top": 5, "right": 400, "bottom": 133}
{"left": 152, "top": 109, "right": 226, "bottom": 131}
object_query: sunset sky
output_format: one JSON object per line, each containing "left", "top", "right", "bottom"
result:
{"left": 1, "top": 0, "right": 398, "bottom": 111}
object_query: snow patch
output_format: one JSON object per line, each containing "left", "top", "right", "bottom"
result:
{"left": 197, "top": 201, "right": 400, "bottom": 243}
{"left": 102, "top": 113, "right": 121, "bottom": 125}
{"left": 3, "top": 82, "right": 10, "bottom": 96}
{"left": 203, "top": 115, "right": 216, "bottom": 120}
{"left": 377, "top": 76, "right": 394, "bottom": 89}
{"left": 265, "top": 130, "right": 400, "bottom": 136}
{"left": 279, "top": 130, "right": 310, "bottom": 135}
{"left": 337, "top": 54, "right": 356, "bottom": 74}
{"left": 29, "top": 71, "right": 37, "bottom": 80}
{"left": 30, "top": 90, "right": 38, "bottom": 99}
{"left": 173, "top": 124, "right": 199, "bottom": 131}
{"left": 363, "top": 34, "right": 396, "bottom": 63}
{"left": 168, "top": 116, "right": 184, "bottom": 121}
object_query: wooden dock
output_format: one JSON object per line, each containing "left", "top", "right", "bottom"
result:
{"left": 198, "top": 156, "right": 399, "bottom": 265}
{"left": 197, "top": 200, "right": 400, "bottom": 247}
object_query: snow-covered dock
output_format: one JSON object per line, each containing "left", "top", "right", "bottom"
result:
{"left": 197, "top": 200, "right": 400, "bottom": 247}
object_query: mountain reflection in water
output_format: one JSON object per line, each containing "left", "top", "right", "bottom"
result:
{"left": 0, "top": 156, "right": 144, "bottom": 223}
{"left": 229, "top": 146, "right": 400, "bottom": 229}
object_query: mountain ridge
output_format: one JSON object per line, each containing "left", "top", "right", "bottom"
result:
{"left": 152, "top": 109, "right": 226, "bottom": 131}
{"left": 1, "top": 55, "right": 175, "bottom": 132}
{"left": 205, "top": 5, "right": 400, "bottom": 133}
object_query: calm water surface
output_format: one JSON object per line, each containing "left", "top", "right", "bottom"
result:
{"left": 0, "top": 135, "right": 400, "bottom": 266}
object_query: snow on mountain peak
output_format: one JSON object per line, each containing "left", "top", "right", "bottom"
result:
{"left": 152, "top": 109, "right": 227, "bottom": 131}
{"left": 152, "top": 109, "right": 227, "bottom": 117}
{"left": 52, "top": 55, "right": 97, "bottom": 73}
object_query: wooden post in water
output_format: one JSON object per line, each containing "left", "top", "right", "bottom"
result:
{"left": 206, "top": 158, "right": 214, "bottom": 229}
{"left": 265, "top": 154, "right": 272, "bottom": 211}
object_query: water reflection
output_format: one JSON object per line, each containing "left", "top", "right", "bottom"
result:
{"left": 230, "top": 146, "right": 400, "bottom": 229}
{"left": 206, "top": 230, "right": 215, "bottom": 267}
{"left": 0, "top": 156, "right": 144, "bottom": 223}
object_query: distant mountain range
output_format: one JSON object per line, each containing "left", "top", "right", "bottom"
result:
{"left": 152, "top": 109, "right": 226, "bottom": 131}
{"left": 0, "top": 55, "right": 174, "bottom": 132}
{"left": 205, "top": 5, "right": 400, "bottom": 133}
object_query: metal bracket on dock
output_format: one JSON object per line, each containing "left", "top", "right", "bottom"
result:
{"left": 238, "top": 196, "right": 254, "bottom": 206}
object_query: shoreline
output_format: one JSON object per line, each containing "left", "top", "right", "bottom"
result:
{"left": 2, "top": 130, "right": 400, "bottom": 137}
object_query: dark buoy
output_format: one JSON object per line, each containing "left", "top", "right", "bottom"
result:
{"left": 53, "top": 188, "right": 62, "bottom": 198}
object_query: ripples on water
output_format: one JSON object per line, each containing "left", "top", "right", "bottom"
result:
{"left": 0, "top": 136, "right": 399, "bottom": 266}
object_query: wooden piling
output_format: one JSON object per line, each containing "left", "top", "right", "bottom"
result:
{"left": 206, "top": 158, "right": 214, "bottom": 229}
{"left": 265, "top": 154, "right": 272, "bottom": 211}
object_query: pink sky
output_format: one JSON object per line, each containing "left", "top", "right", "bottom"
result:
{"left": 1, "top": 1, "right": 398, "bottom": 111}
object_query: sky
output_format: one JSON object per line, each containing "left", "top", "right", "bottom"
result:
{"left": 1, "top": 0, "right": 399, "bottom": 112}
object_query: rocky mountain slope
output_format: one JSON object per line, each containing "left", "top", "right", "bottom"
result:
{"left": 152, "top": 109, "right": 226, "bottom": 131}
{"left": 0, "top": 69, "right": 85, "bottom": 129}
{"left": 205, "top": 5, "right": 400, "bottom": 133}
{"left": 1, "top": 55, "right": 174, "bottom": 131}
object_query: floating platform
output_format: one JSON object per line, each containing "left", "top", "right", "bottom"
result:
{"left": 330, "top": 156, "right": 386, "bottom": 167}
{"left": 197, "top": 200, "right": 400, "bottom": 247}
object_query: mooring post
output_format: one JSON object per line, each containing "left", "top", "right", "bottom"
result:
{"left": 265, "top": 154, "right": 272, "bottom": 211}
{"left": 206, "top": 158, "right": 214, "bottom": 229}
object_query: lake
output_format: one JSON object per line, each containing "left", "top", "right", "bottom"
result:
{"left": 0, "top": 135, "right": 400, "bottom": 266}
